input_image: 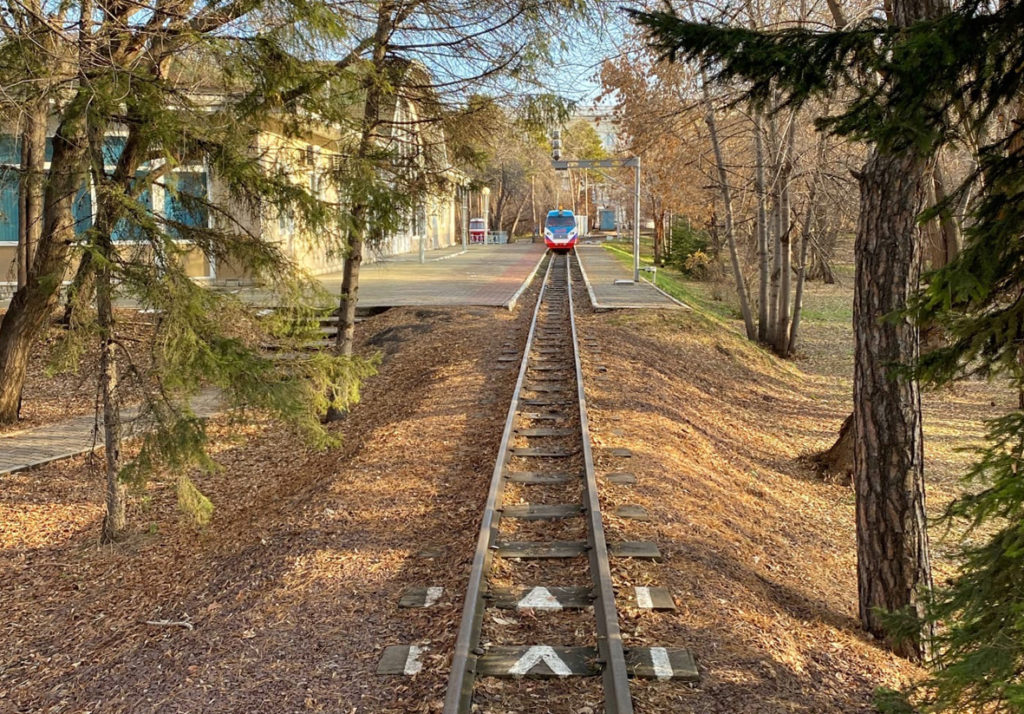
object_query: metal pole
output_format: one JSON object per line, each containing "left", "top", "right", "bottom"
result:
{"left": 483, "top": 187, "right": 490, "bottom": 243}
{"left": 419, "top": 221, "right": 426, "bottom": 264}
{"left": 461, "top": 186, "right": 468, "bottom": 250}
{"left": 584, "top": 172, "right": 589, "bottom": 235}
{"left": 633, "top": 156, "right": 641, "bottom": 282}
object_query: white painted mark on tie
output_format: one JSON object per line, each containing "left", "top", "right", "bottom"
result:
{"left": 404, "top": 645, "right": 424, "bottom": 675}
{"left": 635, "top": 586, "right": 654, "bottom": 609}
{"left": 517, "top": 586, "right": 563, "bottom": 611}
{"left": 650, "top": 647, "right": 673, "bottom": 681}
{"left": 424, "top": 586, "right": 443, "bottom": 607}
{"left": 509, "top": 646, "right": 572, "bottom": 677}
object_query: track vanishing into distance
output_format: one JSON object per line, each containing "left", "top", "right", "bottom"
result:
{"left": 438, "top": 252, "right": 697, "bottom": 713}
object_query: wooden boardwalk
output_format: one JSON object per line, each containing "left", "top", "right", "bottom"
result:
{"left": 0, "top": 390, "right": 220, "bottom": 476}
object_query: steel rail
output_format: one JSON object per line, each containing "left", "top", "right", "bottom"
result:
{"left": 567, "top": 253, "right": 634, "bottom": 713}
{"left": 443, "top": 255, "right": 555, "bottom": 713}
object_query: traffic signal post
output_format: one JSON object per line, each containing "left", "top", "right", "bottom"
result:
{"left": 550, "top": 144, "right": 642, "bottom": 283}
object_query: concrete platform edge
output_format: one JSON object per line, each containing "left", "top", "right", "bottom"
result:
{"left": 575, "top": 249, "right": 603, "bottom": 309}
{"left": 640, "top": 274, "right": 691, "bottom": 310}
{"left": 503, "top": 249, "right": 548, "bottom": 310}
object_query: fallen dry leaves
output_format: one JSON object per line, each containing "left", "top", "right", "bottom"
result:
{"left": 0, "top": 268, "right": 1008, "bottom": 713}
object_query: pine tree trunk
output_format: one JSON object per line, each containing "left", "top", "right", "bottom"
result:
{"left": 853, "top": 147, "right": 933, "bottom": 660}
{"left": 97, "top": 231, "right": 125, "bottom": 543}
{"left": 849, "top": 0, "right": 948, "bottom": 660}
{"left": 703, "top": 83, "right": 755, "bottom": 339}
{"left": 0, "top": 100, "right": 89, "bottom": 424}
{"left": 326, "top": 10, "right": 390, "bottom": 421}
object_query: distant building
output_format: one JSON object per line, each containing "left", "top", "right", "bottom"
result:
{"left": 572, "top": 105, "right": 624, "bottom": 230}
{"left": 0, "top": 63, "right": 467, "bottom": 291}
{"left": 573, "top": 104, "right": 619, "bottom": 154}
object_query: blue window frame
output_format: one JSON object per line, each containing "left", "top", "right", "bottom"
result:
{"left": 112, "top": 173, "right": 153, "bottom": 241}
{"left": 0, "top": 168, "right": 17, "bottom": 242}
{"left": 103, "top": 137, "right": 126, "bottom": 165}
{"left": 164, "top": 172, "right": 208, "bottom": 237}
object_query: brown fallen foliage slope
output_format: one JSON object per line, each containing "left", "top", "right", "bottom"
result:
{"left": 0, "top": 303, "right": 532, "bottom": 713}
{"left": 576, "top": 303, "right": 1008, "bottom": 714}
{"left": 0, "top": 279, "right": 1005, "bottom": 713}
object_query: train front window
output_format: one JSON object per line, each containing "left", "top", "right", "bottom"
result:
{"left": 547, "top": 216, "right": 575, "bottom": 229}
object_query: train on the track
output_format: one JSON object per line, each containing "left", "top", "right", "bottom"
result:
{"left": 543, "top": 209, "right": 579, "bottom": 251}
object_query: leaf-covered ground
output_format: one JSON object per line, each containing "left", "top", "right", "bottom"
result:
{"left": 0, "top": 260, "right": 1010, "bottom": 712}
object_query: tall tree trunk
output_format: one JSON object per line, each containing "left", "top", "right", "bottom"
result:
{"left": 850, "top": 0, "right": 949, "bottom": 660}
{"left": 854, "top": 148, "right": 934, "bottom": 660}
{"left": 62, "top": 251, "right": 95, "bottom": 326}
{"left": 509, "top": 195, "right": 528, "bottom": 239}
{"left": 703, "top": 83, "right": 755, "bottom": 339}
{"left": 0, "top": 96, "right": 90, "bottom": 424}
{"left": 753, "top": 109, "right": 770, "bottom": 342}
{"left": 326, "top": 7, "right": 391, "bottom": 420}
{"left": 931, "top": 156, "right": 961, "bottom": 266}
{"left": 97, "top": 229, "right": 124, "bottom": 543}
{"left": 651, "top": 197, "right": 663, "bottom": 266}
{"left": 788, "top": 183, "right": 815, "bottom": 356}
{"left": 773, "top": 111, "right": 796, "bottom": 354}
{"left": 17, "top": 101, "right": 46, "bottom": 290}
{"left": 530, "top": 174, "right": 537, "bottom": 240}
{"left": 766, "top": 111, "right": 782, "bottom": 346}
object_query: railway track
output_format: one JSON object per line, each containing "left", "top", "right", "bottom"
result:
{"left": 438, "top": 251, "right": 696, "bottom": 713}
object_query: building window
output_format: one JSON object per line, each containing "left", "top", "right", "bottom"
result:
{"left": 0, "top": 168, "right": 17, "bottom": 242}
{"left": 112, "top": 173, "right": 154, "bottom": 241}
{"left": 164, "top": 171, "right": 208, "bottom": 237}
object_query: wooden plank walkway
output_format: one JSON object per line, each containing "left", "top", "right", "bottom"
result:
{"left": 0, "top": 389, "right": 220, "bottom": 476}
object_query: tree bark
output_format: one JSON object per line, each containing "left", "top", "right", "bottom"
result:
{"left": 97, "top": 226, "right": 124, "bottom": 543}
{"left": 767, "top": 111, "right": 782, "bottom": 346}
{"left": 848, "top": 0, "right": 949, "bottom": 660}
{"left": 853, "top": 147, "right": 933, "bottom": 660}
{"left": 17, "top": 101, "right": 47, "bottom": 290}
{"left": 753, "top": 109, "right": 770, "bottom": 342}
{"left": 326, "top": 7, "right": 391, "bottom": 421}
{"left": 703, "top": 82, "right": 755, "bottom": 339}
{"left": 62, "top": 250, "right": 96, "bottom": 326}
{"left": 773, "top": 110, "right": 796, "bottom": 354}
{"left": 788, "top": 183, "right": 815, "bottom": 356}
{"left": 0, "top": 95, "right": 90, "bottom": 424}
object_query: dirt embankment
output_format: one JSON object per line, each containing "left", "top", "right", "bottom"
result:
{"left": 0, "top": 302, "right": 531, "bottom": 713}
{"left": 0, "top": 281, "right": 1004, "bottom": 712}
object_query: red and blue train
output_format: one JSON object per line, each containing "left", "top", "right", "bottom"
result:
{"left": 544, "top": 209, "right": 579, "bottom": 251}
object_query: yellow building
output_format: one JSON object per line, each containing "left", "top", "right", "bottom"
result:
{"left": 0, "top": 86, "right": 468, "bottom": 294}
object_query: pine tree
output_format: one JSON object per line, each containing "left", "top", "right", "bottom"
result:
{"left": 631, "top": 0, "right": 1024, "bottom": 699}
{"left": 1, "top": 0, "right": 385, "bottom": 539}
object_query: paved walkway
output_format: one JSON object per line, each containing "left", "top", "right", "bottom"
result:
{"left": 322, "top": 242, "right": 547, "bottom": 309}
{"left": 0, "top": 389, "right": 220, "bottom": 476}
{"left": 575, "top": 245, "right": 686, "bottom": 309}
